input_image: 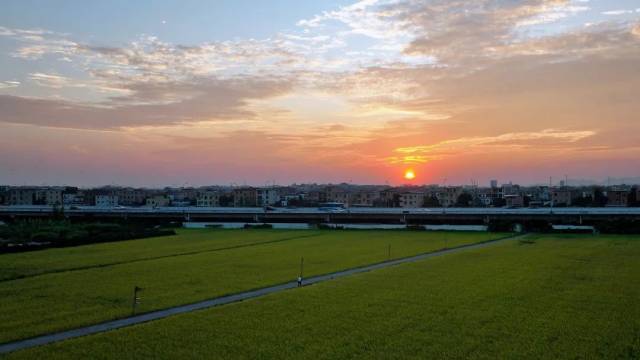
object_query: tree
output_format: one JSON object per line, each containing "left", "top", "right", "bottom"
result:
{"left": 593, "top": 187, "right": 607, "bottom": 207}
{"left": 391, "top": 194, "right": 401, "bottom": 208}
{"left": 493, "top": 197, "right": 506, "bottom": 207}
{"left": 455, "top": 192, "right": 473, "bottom": 207}
{"left": 218, "top": 194, "right": 234, "bottom": 207}
{"left": 628, "top": 186, "right": 639, "bottom": 207}
{"left": 571, "top": 196, "right": 592, "bottom": 207}
{"left": 422, "top": 195, "right": 441, "bottom": 207}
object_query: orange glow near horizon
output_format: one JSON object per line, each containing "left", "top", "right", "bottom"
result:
{"left": 404, "top": 169, "right": 416, "bottom": 180}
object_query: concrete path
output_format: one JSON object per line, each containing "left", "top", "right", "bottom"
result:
{"left": 0, "top": 233, "right": 523, "bottom": 354}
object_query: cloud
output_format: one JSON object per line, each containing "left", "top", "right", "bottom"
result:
{"left": 297, "top": 0, "right": 418, "bottom": 40}
{"left": 396, "top": 129, "right": 596, "bottom": 153}
{"left": 0, "top": 76, "right": 293, "bottom": 129}
{"left": 0, "top": 26, "right": 78, "bottom": 60}
{"left": 28, "top": 73, "right": 74, "bottom": 88}
{"left": 401, "top": 0, "right": 592, "bottom": 64}
{"left": 0, "top": 81, "right": 20, "bottom": 89}
{"left": 386, "top": 129, "right": 596, "bottom": 164}
{"left": 602, "top": 9, "right": 634, "bottom": 16}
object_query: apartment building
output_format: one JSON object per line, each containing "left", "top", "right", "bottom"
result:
{"left": 257, "top": 188, "right": 279, "bottom": 207}
{"left": 551, "top": 187, "right": 572, "bottom": 206}
{"left": 399, "top": 192, "right": 424, "bottom": 208}
{"left": 504, "top": 194, "right": 524, "bottom": 208}
{"left": 350, "top": 191, "right": 380, "bottom": 207}
{"left": 438, "top": 187, "right": 463, "bottom": 207}
{"left": 95, "top": 195, "right": 119, "bottom": 207}
{"left": 196, "top": 191, "right": 220, "bottom": 207}
{"left": 146, "top": 195, "right": 171, "bottom": 207}
{"left": 8, "top": 188, "right": 37, "bottom": 205}
{"left": 607, "top": 189, "right": 629, "bottom": 207}
{"left": 323, "top": 186, "right": 351, "bottom": 206}
{"left": 115, "top": 188, "right": 147, "bottom": 206}
{"left": 233, "top": 187, "right": 258, "bottom": 207}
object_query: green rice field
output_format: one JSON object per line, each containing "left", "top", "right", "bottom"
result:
{"left": 7, "top": 233, "right": 640, "bottom": 359}
{"left": 0, "top": 228, "right": 505, "bottom": 344}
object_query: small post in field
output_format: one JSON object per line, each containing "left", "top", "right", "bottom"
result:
{"left": 131, "top": 286, "right": 142, "bottom": 316}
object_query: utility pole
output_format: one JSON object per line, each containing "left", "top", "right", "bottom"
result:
{"left": 549, "top": 176, "right": 554, "bottom": 214}
{"left": 300, "top": 257, "right": 304, "bottom": 278}
{"left": 131, "top": 286, "right": 142, "bottom": 316}
{"left": 442, "top": 178, "right": 448, "bottom": 214}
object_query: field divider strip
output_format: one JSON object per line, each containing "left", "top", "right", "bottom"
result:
{"left": 0, "top": 233, "right": 524, "bottom": 354}
{"left": 0, "top": 232, "right": 324, "bottom": 283}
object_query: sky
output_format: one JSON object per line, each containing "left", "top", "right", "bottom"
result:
{"left": 0, "top": 0, "right": 639, "bottom": 187}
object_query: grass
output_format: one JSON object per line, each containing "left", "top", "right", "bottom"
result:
{"left": 7, "top": 233, "right": 640, "bottom": 359}
{"left": 0, "top": 229, "right": 316, "bottom": 281}
{"left": 0, "top": 229, "right": 505, "bottom": 344}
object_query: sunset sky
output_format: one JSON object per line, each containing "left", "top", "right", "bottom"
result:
{"left": 1, "top": 0, "right": 639, "bottom": 187}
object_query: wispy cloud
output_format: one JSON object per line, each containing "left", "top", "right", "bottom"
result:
{"left": 602, "top": 9, "right": 634, "bottom": 16}
{"left": 387, "top": 129, "right": 596, "bottom": 164}
{"left": 0, "top": 80, "right": 20, "bottom": 89}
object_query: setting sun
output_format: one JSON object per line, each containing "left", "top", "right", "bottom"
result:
{"left": 404, "top": 169, "right": 416, "bottom": 180}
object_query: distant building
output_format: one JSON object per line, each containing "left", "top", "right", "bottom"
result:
{"left": 115, "top": 188, "right": 147, "bottom": 206}
{"left": 256, "top": 188, "right": 279, "bottom": 207}
{"left": 438, "top": 187, "right": 462, "bottom": 207}
{"left": 476, "top": 188, "right": 494, "bottom": 207}
{"left": 196, "top": 191, "right": 220, "bottom": 207}
{"left": 233, "top": 187, "right": 257, "bottom": 207}
{"left": 502, "top": 183, "right": 520, "bottom": 196}
{"left": 607, "top": 189, "right": 629, "bottom": 207}
{"left": 167, "top": 188, "right": 198, "bottom": 204}
{"left": 34, "top": 188, "right": 63, "bottom": 206}
{"left": 551, "top": 187, "right": 572, "bottom": 206}
{"left": 377, "top": 189, "right": 398, "bottom": 207}
{"left": 60, "top": 188, "right": 85, "bottom": 205}
{"left": 63, "top": 193, "right": 79, "bottom": 205}
{"left": 490, "top": 180, "right": 498, "bottom": 188}
{"left": 95, "top": 195, "right": 118, "bottom": 207}
{"left": 8, "top": 188, "right": 37, "bottom": 205}
{"left": 146, "top": 195, "right": 170, "bottom": 207}
{"left": 351, "top": 191, "right": 380, "bottom": 207}
{"left": 0, "top": 187, "right": 8, "bottom": 205}
{"left": 504, "top": 194, "right": 524, "bottom": 208}
{"left": 303, "top": 191, "right": 322, "bottom": 206}
{"left": 323, "top": 186, "right": 351, "bottom": 206}
{"left": 399, "top": 192, "right": 423, "bottom": 208}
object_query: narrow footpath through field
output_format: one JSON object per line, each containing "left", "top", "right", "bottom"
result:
{"left": 0, "top": 233, "right": 523, "bottom": 354}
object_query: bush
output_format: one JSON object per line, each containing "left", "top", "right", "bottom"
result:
{"left": 593, "top": 219, "right": 640, "bottom": 234}
{"left": 0, "top": 221, "right": 176, "bottom": 253}
{"left": 30, "top": 231, "right": 59, "bottom": 243}
{"left": 406, "top": 225, "right": 426, "bottom": 231}
{"left": 243, "top": 223, "right": 273, "bottom": 229}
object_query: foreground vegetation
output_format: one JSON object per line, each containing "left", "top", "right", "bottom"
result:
{"left": 0, "top": 228, "right": 315, "bottom": 281}
{"left": 0, "top": 229, "right": 505, "bottom": 343}
{"left": 0, "top": 220, "right": 175, "bottom": 253}
{"left": 8, "top": 233, "right": 640, "bottom": 359}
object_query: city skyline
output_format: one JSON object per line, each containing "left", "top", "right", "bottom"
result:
{"left": 1, "top": 0, "right": 639, "bottom": 186}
